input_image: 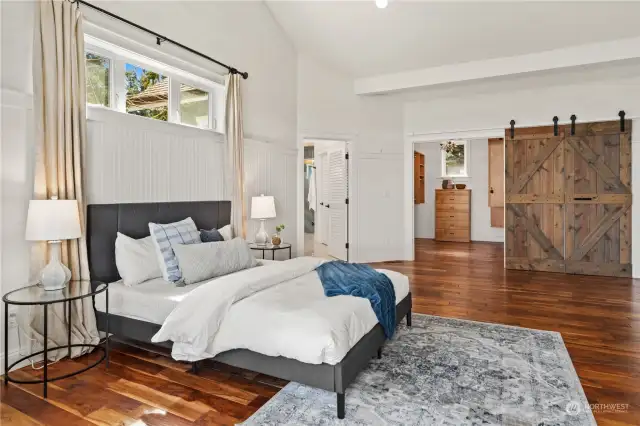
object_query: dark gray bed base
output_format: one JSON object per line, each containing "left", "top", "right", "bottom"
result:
{"left": 86, "top": 201, "right": 412, "bottom": 419}
{"left": 95, "top": 295, "right": 411, "bottom": 419}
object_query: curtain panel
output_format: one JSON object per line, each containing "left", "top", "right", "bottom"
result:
{"left": 225, "top": 73, "right": 247, "bottom": 239}
{"left": 27, "top": 0, "right": 99, "bottom": 360}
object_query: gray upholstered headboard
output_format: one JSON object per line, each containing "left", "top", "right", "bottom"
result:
{"left": 86, "top": 201, "right": 231, "bottom": 286}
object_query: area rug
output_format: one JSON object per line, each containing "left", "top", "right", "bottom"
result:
{"left": 243, "top": 314, "right": 596, "bottom": 425}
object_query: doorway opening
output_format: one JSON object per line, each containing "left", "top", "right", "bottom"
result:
{"left": 303, "top": 139, "right": 349, "bottom": 260}
{"left": 408, "top": 136, "right": 505, "bottom": 259}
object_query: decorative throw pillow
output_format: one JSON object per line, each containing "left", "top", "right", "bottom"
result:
{"left": 200, "top": 228, "right": 224, "bottom": 243}
{"left": 173, "top": 238, "right": 258, "bottom": 284}
{"left": 149, "top": 217, "right": 201, "bottom": 282}
{"left": 115, "top": 233, "right": 162, "bottom": 286}
{"left": 218, "top": 224, "right": 233, "bottom": 241}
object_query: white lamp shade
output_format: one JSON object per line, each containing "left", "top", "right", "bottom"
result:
{"left": 25, "top": 199, "right": 82, "bottom": 241}
{"left": 251, "top": 195, "right": 276, "bottom": 219}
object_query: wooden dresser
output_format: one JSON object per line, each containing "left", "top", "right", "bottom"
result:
{"left": 435, "top": 189, "right": 471, "bottom": 242}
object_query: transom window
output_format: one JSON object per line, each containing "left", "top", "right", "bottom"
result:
{"left": 441, "top": 140, "right": 468, "bottom": 177}
{"left": 84, "top": 36, "right": 222, "bottom": 131}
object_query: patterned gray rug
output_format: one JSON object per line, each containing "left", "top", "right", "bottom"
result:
{"left": 243, "top": 314, "right": 595, "bottom": 425}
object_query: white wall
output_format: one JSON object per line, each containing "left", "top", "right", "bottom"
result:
{"left": 0, "top": 0, "right": 298, "bottom": 373}
{"left": 403, "top": 61, "right": 640, "bottom": 272}
{"left": 1, "top": 0, "right": 36, "bottom": 372}
{"left": 297, "top": 55, "right": 405, "bottom": 263}
{"left": 413, "top": 139, "right": 504, "bottom": 242}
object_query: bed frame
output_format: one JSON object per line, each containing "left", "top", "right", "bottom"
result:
{"left": 86, "top": 201, "right": 412, "bottom": 419}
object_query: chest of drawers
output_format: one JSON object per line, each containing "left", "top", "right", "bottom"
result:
{"left": 435, "top": 189, "right": 471, "bottom": 242}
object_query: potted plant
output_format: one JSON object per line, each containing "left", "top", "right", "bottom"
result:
{"left": 272, "top": 224, "right": 285, "bottom": 245}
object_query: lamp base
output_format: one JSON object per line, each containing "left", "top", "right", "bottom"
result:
{"left": 255, "top": 219, "right": 269, "bottom": 245}
{"left": 40, "top": 241, "right": 71, "bottom": 291}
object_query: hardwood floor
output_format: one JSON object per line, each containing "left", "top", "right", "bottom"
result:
{"left": 2, "top": 239, "right": 639, "bottom": 425}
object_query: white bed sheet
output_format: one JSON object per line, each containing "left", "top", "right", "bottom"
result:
{"left": 95, "top": 264, "right": 410, "bottom": 364}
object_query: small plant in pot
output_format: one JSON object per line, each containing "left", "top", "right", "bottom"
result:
{"left": 272, "top": 224, "right": 285, "bottom": 245}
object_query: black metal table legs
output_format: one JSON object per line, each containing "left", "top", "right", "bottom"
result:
{"left": 43, "top": 304, "right": 48, "bottom": 398}
{"left": 3, "top": 302, "right": 7, "bottom": 386}
{"left": 105, "top": 285, "right": 109, "bottom": 368}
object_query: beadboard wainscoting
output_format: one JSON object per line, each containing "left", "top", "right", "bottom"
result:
{"left": 1, "top": 89, "right": 35, "bottom": 374}
{"left": 86, "top": 107, "right": 298, "bottom": 249}
{"left": 244, "top": 139, "right": 298, "bottom": 250}
{"left": 352, "top": 152, "right": 405, "bottom": 263}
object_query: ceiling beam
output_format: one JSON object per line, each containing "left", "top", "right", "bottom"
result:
{"left": 354, "top": 37, "right": 640, "bottom": 95}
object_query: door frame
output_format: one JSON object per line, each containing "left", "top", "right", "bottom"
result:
{"left": 404, "top": 128, "right": 504, "bottom": 261}
{"left": 297, "top": 134, "right": 353, "bottom": 261}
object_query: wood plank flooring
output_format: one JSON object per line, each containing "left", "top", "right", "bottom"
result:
{"left": 2, "top": 239, "right": 639, "bottom": 425}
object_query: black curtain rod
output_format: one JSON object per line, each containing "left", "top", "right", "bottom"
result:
{"left": 75, "top": 0, "right": 248, "bottom": 79}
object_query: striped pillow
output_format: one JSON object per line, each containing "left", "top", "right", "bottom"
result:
{"left": 149, "top": 217, "right": 201, "bottom": 282}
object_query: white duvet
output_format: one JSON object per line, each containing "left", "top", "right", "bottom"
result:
{"left": 151, "top": 257, "right": 409, "bottom": 365}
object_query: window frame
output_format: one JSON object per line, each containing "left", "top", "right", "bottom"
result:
{"left": 441, "top": 140, "right": 469, "bottom": 178}
{"left": 84, "top": 35, "right": 222, "bottom": 132}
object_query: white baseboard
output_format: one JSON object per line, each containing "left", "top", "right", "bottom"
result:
{"left": 0, "top": 349, "right": 42, "bottom": 376}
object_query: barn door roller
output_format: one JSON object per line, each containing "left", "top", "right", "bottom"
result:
{"left": 570, "top": 115, "right": 577, "bottom": 135}
{"left": 509, "top": 120, "right": 516, "bottom": 139}
{"left": 553, "top": 116, "right": 559, "bottom": 136}
{"left": 619, "top": 110, "right": 626, "bottom": 132}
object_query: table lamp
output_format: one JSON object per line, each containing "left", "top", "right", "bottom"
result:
{"left": 251, "top": 194, "right": 276, "bottom": 245}
{"left": 25, "top": 198, "right": 82, "bottom": 291}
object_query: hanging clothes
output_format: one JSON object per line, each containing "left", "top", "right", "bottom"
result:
{"left": 308, "top": 167, "right": 317, "bottom": 211}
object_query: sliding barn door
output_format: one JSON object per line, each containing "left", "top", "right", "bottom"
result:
{"left": 565, "top": 121, "right": 632, "bottom": 277}
{"left": 505, "top": 126, "right": 566, "bottom": 272}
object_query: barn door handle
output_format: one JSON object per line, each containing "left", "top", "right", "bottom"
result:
{"left": 574, "top": 197, "right": 594, "bottom": 201}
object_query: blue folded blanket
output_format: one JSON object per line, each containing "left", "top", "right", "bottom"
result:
{"left": 316, "top": 261, "right": 396, "bottom": 339}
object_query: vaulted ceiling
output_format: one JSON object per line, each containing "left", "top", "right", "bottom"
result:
{"left": 266, "top": 1, "right": 640, "bottom": 78}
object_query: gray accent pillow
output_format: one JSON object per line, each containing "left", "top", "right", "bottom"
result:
{"left": 200, "top": 228, "right": 224, "bottom": 243}
{"left": 173, "top": 238, "right": 258, "bottom": 284}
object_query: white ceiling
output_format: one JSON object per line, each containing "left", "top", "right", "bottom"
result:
{"left": 266, "top": 1, "right": 640, "bottom": 78}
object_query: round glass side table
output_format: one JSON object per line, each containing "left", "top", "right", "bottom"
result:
{"left": 248, "top": 242, "right": 292, "bottom": 260}
{"left": 2, "top": 280, "right": 108, "bottom": 398}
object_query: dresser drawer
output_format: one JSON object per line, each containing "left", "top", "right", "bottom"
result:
{"left": 435, "top": 203, "right": 469, "bottom": 213}
{"left": 436, "top": 191, "right": 469, "bottom": 204}
{"left": 435, "top": 228, "right": 470, "bottom": 242}
{"left": 437, "top": 219, "right": 470, "bottom": 230}
{"left": 436, "top": 211, "right": 468, "bottom": 221}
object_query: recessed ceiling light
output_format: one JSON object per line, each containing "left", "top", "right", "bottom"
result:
{"left": 376, "top": 0, "right": 388, "bottom": 9}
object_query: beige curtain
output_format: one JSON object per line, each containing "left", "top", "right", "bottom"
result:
{"left": 25, "top": 0, "right": 99, "bottom": 360}
{"left": 225, "top": 73, "right": 247, "bottom": 238}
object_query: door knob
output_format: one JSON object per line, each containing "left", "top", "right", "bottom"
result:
{"left": 490, "top": 187, "right": 494, "bottom": 194}
{"left": 320, "top": 202, "right": 324, "bottom": 206}
{"left": 326, "top": 204, "right": 331, "bottom": 208}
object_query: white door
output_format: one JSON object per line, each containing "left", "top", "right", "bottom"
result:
{"left": 318, "top": 153, "right": 330, "bottom": 245}
{"left": 327, "top": 147, "right": 347, "bottom": 260}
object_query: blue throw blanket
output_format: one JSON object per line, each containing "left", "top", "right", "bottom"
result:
{"left": 316, "top": 261, "right": 396, "bottom": 339}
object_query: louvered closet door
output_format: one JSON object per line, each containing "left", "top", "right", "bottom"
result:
{"left": 505, "top": 126, "right": 566, "bottom": 273}
{"left": 328, "top": 148, "right": 347, "bottom": 260}
{"left": 565, "top": 121, "right": 632, "bottom": 277}
{"left": 318, "top": 152, "right": 330, "bottom": 245}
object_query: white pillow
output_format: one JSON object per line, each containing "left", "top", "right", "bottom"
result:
{"left": 219, "top": 224, "right": 233, "bottom": 241}
{"left": 115, "top": 233, "right": 162, "bottom": 286}
{"left": 173, "top": 238, "right": 258, "bottom": 284}
{"left": 149, "top": 217, "right": 201, "bottom": 282}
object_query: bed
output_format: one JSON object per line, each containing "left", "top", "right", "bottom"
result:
{"left": 87, "top": 201, "right": 412, "bottom": 419}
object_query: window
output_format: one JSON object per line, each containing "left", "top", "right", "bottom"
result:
{"left": 441, "top": 140, "right": 468, "bottom": 177}
{"left": 84, "top": 36, "right": 220, "bottom": 130}
{"left": 179, "top": 84, "right": 209, "bottom": 128}
{"left": 125, "top": 64, "right": 168, "bottom": 121}
{"left": 85, "top": 53, "right": 110, "bottom": 107}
